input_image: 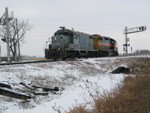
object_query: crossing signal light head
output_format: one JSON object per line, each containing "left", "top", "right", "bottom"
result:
{"left": 139, "top": 26, "right": 146, "bottom": 31}
{"left": 1, "top": 38, "right": 6, "bottom": 42}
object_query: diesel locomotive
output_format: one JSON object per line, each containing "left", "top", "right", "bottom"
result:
{"left": 45, "top": 27, "right": 118, "bottom": 59}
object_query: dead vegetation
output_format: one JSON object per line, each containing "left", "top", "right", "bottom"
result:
{"left": 0, "top": 57, "right": 149, "bottom": 112}
{"left": 128, "top": 57, "right": 150, "bottom": 75}
{"left": 67, "top": 57, "right": 150, "bottom": 113}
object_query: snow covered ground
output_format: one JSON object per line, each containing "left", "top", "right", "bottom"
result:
{"left": 0, "top": 57, "right": 128, "bottom": 113}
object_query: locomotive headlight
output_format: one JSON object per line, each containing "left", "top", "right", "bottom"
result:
{"left": 53, "top": 36, "right": 57, "bottom": 40}
{"left": 52, "top": 36, "right": 56, "bottom": 41}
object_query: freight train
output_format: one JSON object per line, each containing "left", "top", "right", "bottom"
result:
{"left": 45, "top": 27, "right": 118, "bottom": 59}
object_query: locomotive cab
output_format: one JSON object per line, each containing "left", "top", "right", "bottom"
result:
{"left": 45, "top": 27, "right": 77, "bottom": 59}
{"left": 52, "top": 27, "right": 74, "bottom": 49}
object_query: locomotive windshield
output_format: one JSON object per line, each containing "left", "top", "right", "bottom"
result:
{"left": 54, "top": 30, "right": 73, "bottom": 37}
{"left": 110, "top": 39, "right": 116, "bottom": 44}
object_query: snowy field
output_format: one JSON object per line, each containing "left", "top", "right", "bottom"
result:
{"left": 0, "top": 57, "right": 131, "bottom": 113}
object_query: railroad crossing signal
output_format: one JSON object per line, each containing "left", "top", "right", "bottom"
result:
{"left": 0, "top": 7, "right": 14, "bottom": 62}
{"left": 123, "top": 44, "right": 130, "bottom": 46}
{"left": 123, "top": 26, "right": 147, "bottom": 54}
{"left": 124, "top": 26, "right": 146, "bottom": 34}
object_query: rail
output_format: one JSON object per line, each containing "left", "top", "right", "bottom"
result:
{"left": 0, "top": 59, "right": 54, "bottom": 65}
{"left": 0, "top": 54, "right": 149, "bottom": 66}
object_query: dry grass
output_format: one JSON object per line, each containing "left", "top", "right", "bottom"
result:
{"left": 94, "top": 75, "right": 150, "bottom": 113}
{"left": 68, "top": 106, "right": 91, "bottom": 113}
{"left": 128, "top": 57, "right": 150, "bottom": 75}
{"left": 68, "top": 75, "right": 150, "bottom": 113}
{"left": 20, "top": 57, "right": 45, "bottom": 61}
{"left": 67, "top": 57, "right": 150, "bottom": 113}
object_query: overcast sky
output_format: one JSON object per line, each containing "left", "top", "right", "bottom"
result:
{"left": 0, "top": 0, "right": 150, "bottom": 57}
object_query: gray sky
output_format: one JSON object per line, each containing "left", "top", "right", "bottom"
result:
{"left": 0, "top": 0, "right": 150, "bottom": 56}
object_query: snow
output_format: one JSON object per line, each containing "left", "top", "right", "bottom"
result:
{"left": 0, "top": 57, "right": 128, "bottom": 113}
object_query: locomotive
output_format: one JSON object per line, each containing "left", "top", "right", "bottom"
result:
{"left": 45, "top": 27, "right": 118, "bottom": 59}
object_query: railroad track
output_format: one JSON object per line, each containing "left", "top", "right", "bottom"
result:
{"left": 0, "top": 58, "right": 79, "bottom": 66}
{"left": 0, "top": 59, "right": 54, "bottom": 65}
{"left": 1, "top": 55, "right": 149, "bottom": 66}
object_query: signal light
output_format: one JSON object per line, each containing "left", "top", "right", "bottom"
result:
{"left": 139, "top": 26, "right": 146, "bottom": 31}
{"left": 1, "top": 38, "right": 6, "bottom": 42}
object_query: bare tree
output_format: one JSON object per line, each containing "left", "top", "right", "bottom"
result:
{"left": 0, "top": 19, "right": 32, "bottom": 60}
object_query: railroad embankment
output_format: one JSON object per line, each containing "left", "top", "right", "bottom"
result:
{"left": 68, "top": 57, "right": 150, "bottom": 113}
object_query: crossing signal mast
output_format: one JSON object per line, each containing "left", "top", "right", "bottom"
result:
{"left": 123, "top": 26, "right": 146, "bottom": 54}
{"left": 0, "top": 7, "right": 13, "bottom": 62}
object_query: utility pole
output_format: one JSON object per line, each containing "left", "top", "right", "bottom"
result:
{"left": 5, "top": 7, "right": 11, "bottom": 62}
{"left": 123, "top": 26, "right": 146, "bottom": 55}
{"left": 0, "top": 46, "right": 2, "bottom": 62}
{"left": 0, "top": 7, "right": 13, "bottom": 62}
{"left": 124, "top": 26, "right": 128, "bottom": 54}
{"left": 16, "top": 19, "right": 21, "bottom": 59}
